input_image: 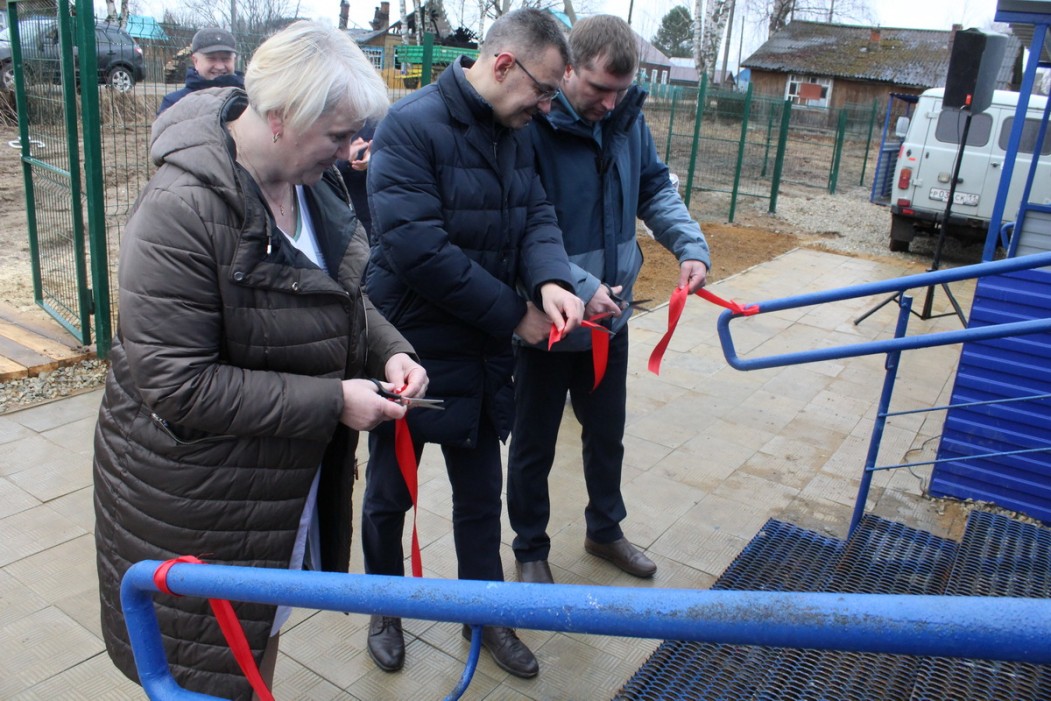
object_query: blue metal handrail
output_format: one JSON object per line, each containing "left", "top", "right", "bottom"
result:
{"left": 122, "top": 561, "right": 1051, "bottom": 701}
{"left": 716, "top": 251, "right": 1051, "bottom": 372}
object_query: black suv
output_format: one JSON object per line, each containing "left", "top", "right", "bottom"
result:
{"left": 1, "top": 18, "right": 145, "bottom": 93}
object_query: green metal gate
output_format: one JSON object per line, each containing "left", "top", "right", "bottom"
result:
{"left": 7, "top": 0, "right": 111, "bottom": 355}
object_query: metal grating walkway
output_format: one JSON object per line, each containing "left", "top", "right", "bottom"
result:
{"left": 909, "top": 510, "right": 1051, "bottom": 701}
{"left": 613, "top": 513, "right": 1051, "bottom": 701}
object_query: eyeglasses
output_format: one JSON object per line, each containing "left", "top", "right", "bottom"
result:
{"left": 497, "top": 53, "right": 560, "bottom": 102}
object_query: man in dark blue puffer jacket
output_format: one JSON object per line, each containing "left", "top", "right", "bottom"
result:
{"left": 361, "top": 8, "right": 584, "bottom": 680}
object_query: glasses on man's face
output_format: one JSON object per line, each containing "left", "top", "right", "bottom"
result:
{"left": 497, "top": 54, "right": 560, "bottom": 102}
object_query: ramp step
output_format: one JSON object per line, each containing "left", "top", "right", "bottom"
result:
{"left": 909, "top": 510, "right": 1051, "bottom": 701}
{"left": 613, "top": 519, "right": 842, "bottom": 701}
{"left": 751, "top": 516, "right": 959, "bottom": 701}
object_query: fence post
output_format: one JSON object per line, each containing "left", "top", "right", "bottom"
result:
{"left": 769, "top": 99, "right": 791, "bottom": 213}
{"left": 859, "top": 97, "right": 879, "bottom": 187}
{"left": 421, "top": 32, "right": 435, "bottom": 86}
{"left": 665, "top": 88, "right": 678, "bottom": 165}
{"left": 828, "top": 108, "right": 848, "bottom": 194}
{"left": 684, "top": 74, "right": 708, "bottom": 209}
{"left": 76, "top": 0, "right": 112, "bottom": 357}
{"left": 728, "top": 83, "right": 753, "bottom": 223}
{"left": 761, "top": 103, "right": 774, "bottom": 177}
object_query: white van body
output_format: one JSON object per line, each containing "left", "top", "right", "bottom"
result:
{"left": 888, "top": 88, "right": 1051, "bottom": 252}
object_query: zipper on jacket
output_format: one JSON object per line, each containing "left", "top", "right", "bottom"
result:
{"left": 151, "top": 412, "right": 232, "bottom": 445}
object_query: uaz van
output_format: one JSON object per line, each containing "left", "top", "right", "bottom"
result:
{"left": 889, "top": 88, "right": 1051, "bottom": 252}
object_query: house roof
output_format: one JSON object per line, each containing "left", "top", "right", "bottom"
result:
{"left": 669, "top": 57, "right": 697, "bottom": 83}
{"left": 635, "top": 32, "right": 670, "bottom": 67}
{"left": 742, "top": 21, "right": 1021, "bottom": 89}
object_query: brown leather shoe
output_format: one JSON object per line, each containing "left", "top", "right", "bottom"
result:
{"left": 367, "top": 615, "right": 405, "bottom": 672}
{"left": 462, "top": 624, "right": 539, "bottom": 678}
{"left": 584, "top": 536, "right": 657, "bottom": 578}
{"left": 515, "top": 559, "right": 554, "bottom": 584}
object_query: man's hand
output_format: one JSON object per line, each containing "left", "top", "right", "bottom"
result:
{"left": 678, "top": 260, "right": 708, "bottom": 294}
{"left": 539, "top": 282, "right": 584, "bottom": 335}
{"left": 515, "top": 301, "right": 554, "bottom": 344}
{"left": 384, "top": 352, "right": 428, "bottom": 399}
{"left": 349, "top": 138, "right": 371, "bottom": 171}
{"left": 586, "top": 283, "right": 623, "bottom": 318}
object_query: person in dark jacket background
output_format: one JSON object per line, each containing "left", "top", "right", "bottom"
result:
{"left": 508, "top": 15, "right": 711, "bottom": 586}
{"left": 337, "top": 119, "right": 376, "bottom": 242}
{"left": 94, "top": 22, "right": 427, "bottom": 700}
{"left": 361, "top": 7, "right": 583, "bottom": 681}
{"left": 157, "top": 27, "right": 244, "bottom": 115}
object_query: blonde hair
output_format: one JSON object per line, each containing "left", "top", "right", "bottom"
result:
{"left": 245, "top": 21, "right": 388, "bottom": 132}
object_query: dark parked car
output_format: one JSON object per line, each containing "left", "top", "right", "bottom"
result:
{"left": 1, "top": 18, "right": 145, "bottom": 93}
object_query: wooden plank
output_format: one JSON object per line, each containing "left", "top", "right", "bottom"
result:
{"left": 0, "top": 301, "right": 86, "bottom": 347}
{"left": 0, "top": 319, "right": 87, "bottom": 361}
{"left": 0, "top": 355, "right": 29, "bottom": 382}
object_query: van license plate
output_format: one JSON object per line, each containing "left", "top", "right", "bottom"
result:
{"left": 929, "top": 188, "right": 979, "bottom": 206}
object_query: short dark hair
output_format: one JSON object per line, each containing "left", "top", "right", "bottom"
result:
{"left": 570, "top": 15, "right": 639, "bottom": 76}
{"left": 482, "top": 8, "right": 570, "bottom": 66}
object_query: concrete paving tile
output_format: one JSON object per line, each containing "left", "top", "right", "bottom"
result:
{"left": 799, "top": 471, "right": 870, "bottom": 509}
{"left": 0, "top": 569, "right": 46, "bottom": 628}
{"left": 270, "top": 654, "right": 345, "bottom": 700}
{"left": 0, "top": 475, "right": 42, "bottom": 519}
{"left": 621, "top": 432, "right": 674, "bottom": 472}
{"left": 624, "top": 470, "right": 707, "bottom": 546}
{"left": 8, "top": 651, "right": 141, "bottom": 701}
{"left": 45, "top": 486, "right": 95, "bottom": 533}
{"left": 689, "top": 493, "right": 770, "bottom": 542}
{"left": 280, "top": 608, "right": 374, "bottom": 690}
{"left": 5, "top": 390, "right": 103, "bottom": 433}
{"left": 0, "top": 606, "right": 104, "bottom": 698}
{"left": 778, "top": 496, "right": 855, "bottom": 538}
{"left": 6, "top": 449, "right": 91, "bottom": 502}
{"left": 713, "top": 469, "right": 799, "bottom": 513}
{"left": 39, "top": 415, "right": 97, "bottom": 455}
{"left": 536, "top": 632, "right": 654, "bottom": 700}
{"left": 0, "top": 504, "right": 86, "bottom": 567}
{"left": 0, "top": 416, "right": 32, "bottom": 445}
{"left": 722, "top": 389, "right": 808, "bottom": 436}
{"left": 675, "top": 429, "right": 764, "bottom": 476}
{"left": 0, "top": 434, "right": 74, "bottom": 478}
{"left": 5, "top": 534, "right": 97, "bottom": 604}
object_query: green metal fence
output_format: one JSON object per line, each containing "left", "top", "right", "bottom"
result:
{"left": 6, "top": 15, "right": 885, "bottom": 357}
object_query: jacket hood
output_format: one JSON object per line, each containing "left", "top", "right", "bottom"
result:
{"left": 150, "top": 87, "right": 247, "bottom": 208}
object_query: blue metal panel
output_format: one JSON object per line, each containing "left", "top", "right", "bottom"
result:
{"left": 932, "top": 271, "right": 1051, "bottom": 522}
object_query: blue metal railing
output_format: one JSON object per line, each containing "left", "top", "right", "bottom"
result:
{"left": 122, "top": 561, "right": 1051, "bottom": 701}
{"left": 716, "top": 250, "right": 1051, "bottom": 534}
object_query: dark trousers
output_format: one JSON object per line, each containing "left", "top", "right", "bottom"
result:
{"left": 507, "top": 330, "right": 629, "bottom": 562}
{"left": 361, "top": 416, "right": 504, "bottom": 582}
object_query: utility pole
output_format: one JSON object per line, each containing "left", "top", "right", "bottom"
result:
{"left": 720, "top": 0, "right": 736, "bottom": 88}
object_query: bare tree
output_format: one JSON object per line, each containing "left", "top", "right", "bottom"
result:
{"left": 177, "top": 0, "right": 302, "bottom": 34}
{"left": 749, "top": 0, "right": 876, "bottom": 37}
{"left": 694, "top": 0, "right": 733, "bottom": 83}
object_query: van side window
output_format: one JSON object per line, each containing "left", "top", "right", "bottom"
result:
{"left": 998, "top": 116, "right": 1051, "bottom": 156}
{"left": 934, "top": 108, "right": 992, "bottom": 147}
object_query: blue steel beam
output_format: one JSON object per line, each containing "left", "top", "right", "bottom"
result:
{"left": 122, "top": 561, "right": 1051, "bottom": 701}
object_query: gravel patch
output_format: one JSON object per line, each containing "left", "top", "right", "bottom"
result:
{"left": 0, "top": 358, "right": 108, "bottom": 414}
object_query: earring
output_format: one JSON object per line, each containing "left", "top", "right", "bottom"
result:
{"left": 273, "top": 132, "right": 281, "bottom": 143}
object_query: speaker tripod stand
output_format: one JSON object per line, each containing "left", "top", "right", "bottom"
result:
{"left": 855, "top": 110, "right": 973, "bottom": 328}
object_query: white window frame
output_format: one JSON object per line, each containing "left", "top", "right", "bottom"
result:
{"left": 361, "top": 45, "right": 384, "bottom": 71}
{"left": 785, "top": 74, "right": 833, "bottom": 108}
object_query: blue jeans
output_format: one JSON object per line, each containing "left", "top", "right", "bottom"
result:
{"left": 507, "top": 330, "right": 629, "bottom": 561}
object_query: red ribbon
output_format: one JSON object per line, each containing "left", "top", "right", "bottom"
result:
{"left": 153, "top": 556, "right": 275, "bottom": 701}
{"left": 393, "top": 417, "right": 423, "bottom": 578}
{"left": 548, "top": 315, "right": 612, "bottom": 390}
{"left": 648, "top": 287, "right": 759, "bottom": 375}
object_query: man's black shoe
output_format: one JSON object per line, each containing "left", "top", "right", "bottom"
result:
{"left": 367, "top": 615, "right": 405, "bottom": 672}
{"left": 515, "top": 559, "right": 554, "bottom": 584}
{"left": 584, "top": 536, "right": 657, "bottom": 578}
{"left": 461, "top": 624, "right": 539, "bottom": 678}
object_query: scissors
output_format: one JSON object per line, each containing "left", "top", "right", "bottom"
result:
{"left": 371, "top": 379, "right": 445, "bottom": 410}
{"left": 606, "top": 286, "right": 653, "bottom": 312}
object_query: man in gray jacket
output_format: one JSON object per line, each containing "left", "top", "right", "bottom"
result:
{"left": 508, "top": 14, "right": 710, "bottom": 584}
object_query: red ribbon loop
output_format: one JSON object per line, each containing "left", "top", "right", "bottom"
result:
{"left": 152, "top": 557, "right": 275, "bottom": 701}
{"left": 648, "top": 287, "right": 759, "bottom": 375}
